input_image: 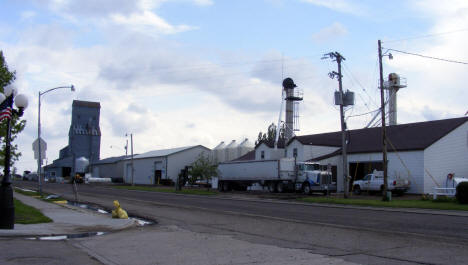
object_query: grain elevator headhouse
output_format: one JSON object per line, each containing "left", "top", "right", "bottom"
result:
{"left": 282, "top": 77, "right": 303, "bottom": 142}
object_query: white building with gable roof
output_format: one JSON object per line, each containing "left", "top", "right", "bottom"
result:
{"left": 123, "top": 145, "right": 211, "bottom": 185}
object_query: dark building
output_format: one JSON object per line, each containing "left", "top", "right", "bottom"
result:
{"left": 44, "top": 100, "right": 101, "bottom": 179}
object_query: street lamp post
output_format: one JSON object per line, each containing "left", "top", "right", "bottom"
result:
{"left": 37, "top": 85, "right": 74, "bottom": 196}
{"left": 0, "top": 85, "right": 29, "bottom": 229}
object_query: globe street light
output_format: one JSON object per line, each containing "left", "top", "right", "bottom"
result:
{"left": 0, "top": 84, "right": 28, "bottom": 229}
{"left": 37, "top": 85, "right": 75, "bottom": 196}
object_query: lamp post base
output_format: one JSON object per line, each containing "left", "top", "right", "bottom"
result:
{"left": 0, "top": 184, "right": 14, "bottom": 229}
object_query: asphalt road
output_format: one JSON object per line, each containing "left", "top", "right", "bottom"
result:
{"left": 13, "top": 181, "right": 468, "bottom": 265}
{"left": 17, "top": 181, "right": 468, "bottom": 241}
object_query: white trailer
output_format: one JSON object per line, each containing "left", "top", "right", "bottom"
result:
{"left": 218, "top": 159, "right": 336, "bottom": 194}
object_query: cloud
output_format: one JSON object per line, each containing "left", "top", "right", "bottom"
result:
{"left": 311, "top": 22, "right": 348, "bottom": 43}
{"left": 20, "top": 10, "right": 36, "bottom": 21}
{"left": 111, "top": 11, "right": 197, "bottom": 35}
{"left": 301, "top": 0, "right": 367, "bottom": 16}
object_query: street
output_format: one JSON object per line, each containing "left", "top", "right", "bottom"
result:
{"left": 9, "top": 181, "right": 468, "bottom": 265}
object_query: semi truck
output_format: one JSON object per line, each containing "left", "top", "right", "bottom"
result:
{"left": 217, "top": 158, "right": 336, "bottom": 194}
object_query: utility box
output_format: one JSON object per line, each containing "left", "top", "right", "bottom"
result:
{"left": 343, "top": 91, "right": 355, "bottom": 106}
{"left": 334, "top": 91, "right": 343, "bottom": 105}
{"left": 334, "top": 91, "right": 354, "bottom": 106}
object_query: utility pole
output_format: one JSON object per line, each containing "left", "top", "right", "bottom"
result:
{"left": 130, "top": 134, "right": 134, "bottom": 186}
{"left": 323, "top": 52, "right": 349, "bottom": 198}
{"left": 378, "top": 40, "right": 389, "bottom": 200}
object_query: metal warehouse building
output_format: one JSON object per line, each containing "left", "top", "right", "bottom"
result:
{"left": 90, "top": 155, "right": 129, "bottom": 181}
{"left": 250, "top": 117, "right": 468, "bottom": 194}
{"left": 284, "top": 117, "right": 468, "bottom": 194}
{"left": 123, "top": 145, "right": 211, "bottom": 185}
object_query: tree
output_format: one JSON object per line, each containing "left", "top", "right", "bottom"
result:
{"left": 255, "top": 122, "right": 285, "bottom": 145}
{"left": 189, "top": 152, "right": 218, "bottom": 189}
{"left": 0, "top": 51, "right": 27, "bottom": 170}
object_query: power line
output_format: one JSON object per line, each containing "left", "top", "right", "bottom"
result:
{"left": 383, "top": 28, "right": 468, "bottom": 43}
{"left": 386, "top": 48, "right": 468, "bottom": 65}
{"left": 347, "top": 108, "right": 380, "bottom": 118}
{"left": 342, "top": 62, "right": 378, "bottom": 110}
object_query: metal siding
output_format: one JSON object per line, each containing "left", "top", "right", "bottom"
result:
{"left": 315, "top": 151, "right": 424, "bottom": 193}
{"left": 424, "top": 121, "right": 468, "bottom": 193}
{"left": 348, "top": 151, "right": 424, "bottom": 194}
{"left": 167, "top": 147, "right": 210, "bottom": 182}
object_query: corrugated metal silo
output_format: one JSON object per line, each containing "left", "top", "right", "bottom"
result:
{"left": 213, "top": 141, "right": 225, "bottom": 163}
{"left": 237, "top": 138, "right": 254, "bottom": 158}
{"left": 225, "top": 140, "right": 237, "bottom": 161}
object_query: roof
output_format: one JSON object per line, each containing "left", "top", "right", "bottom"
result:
{"left": 255, "top": 138, "right": 285, "bottom": 149}
{"left": 231, "top": 150, "right": 255, "bottom": 161}
{"left": 73, "top": 100, "right": 100, "bottom": 108}
{"left": 303, "top": 116, "right": 468, "bottom": 160}
{"left": 92, "top": 155, "right": 130, "bottom": 165}
{"left": 130, "top": 145, "right": 210, "bottom": 160}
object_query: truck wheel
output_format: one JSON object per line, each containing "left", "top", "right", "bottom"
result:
{"left": 268, "top": 182, "right": 277, "bottom": 193}
{"left": 302, "top": 182, "right": 311, "bottom": 195}
{"left": 223, "top": 181, "right": 231, "bottom": 192}
{"left": 218, "top": 181, "right": 224, "bottom": 192}
{"left": 353, "top": 186, "right": 361, "bottom": 195}
{"left": 277, "top": 182, "right": 285, "bottom": 193}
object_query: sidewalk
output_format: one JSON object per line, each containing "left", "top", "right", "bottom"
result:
{"left": 0, "top": 192, "right": 138, "bottom": 237}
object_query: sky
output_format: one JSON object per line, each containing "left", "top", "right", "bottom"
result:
{"left": 0, "top": 0, "right": 467, "bottom": 174}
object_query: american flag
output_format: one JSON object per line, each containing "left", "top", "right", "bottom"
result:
{"left": 0, "top": 95, "right": 13, "bottom": 121}
{"left": 0, "top": 107, "right": 11, "bottom": 121}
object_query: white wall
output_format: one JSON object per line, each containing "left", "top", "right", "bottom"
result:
{"left": 255, "top": 144, "right": 284, "bottom": 160}
{"left": 424, "top": 121, "right": 468, "bottom": 193}
{"left": 285, "top": 139, "right": 305, "bottom": 161}
{"left": 348, "top": 151, "right": 424, "bottom": 194}
{"left": 316, "top": 151, "right": 424, "bottom": 193}
{"left": 167, "top": 146, "right": 211, "bottom": 182}
{"left": 124, "top": 157, "right": 167, "bottom": 185}
{"left": 285, "top": 140, "right": 339, "bottom": 161}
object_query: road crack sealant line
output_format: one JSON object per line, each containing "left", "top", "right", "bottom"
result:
{"left": 73, "top": 242, "right": 120, "bottom": 265}
{"left": 71, "top": 190, "right": 468, "bottom": 247}
{"left": 100, "top": 187, "right": 468, "bottom": 218}
{"left": 327, "top": 246, "right": 440, "bottom": 265}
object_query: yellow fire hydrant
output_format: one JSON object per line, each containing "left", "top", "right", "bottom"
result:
{"left": 111, "top": 200, "right": 128, "bottom": 219}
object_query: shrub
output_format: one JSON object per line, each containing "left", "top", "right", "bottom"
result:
{"left": 456, "top": 182, "right": 468, "bottom": 204}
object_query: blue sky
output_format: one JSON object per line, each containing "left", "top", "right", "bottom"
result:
{"left": 1, "top": 0, "right": 467, "bottom": 173}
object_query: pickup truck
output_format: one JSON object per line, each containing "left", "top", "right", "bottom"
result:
{"left": 353, "top": 171, "right": 410, "bottom": 195}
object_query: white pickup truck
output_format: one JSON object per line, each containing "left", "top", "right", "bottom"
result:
{"left": 353, "top": 171, "right": 410, "bottom": 195}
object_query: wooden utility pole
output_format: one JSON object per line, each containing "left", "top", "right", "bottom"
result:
{"left": 336, "top": 53, "right": 349, "bottom": 198}
{"left": 378, "top": 40, "right": 389, "bottom": 200}
{"left": 323, "top": 52, "right": 349, "bottom": 198}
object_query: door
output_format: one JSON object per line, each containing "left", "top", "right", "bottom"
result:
{"left": 154, "top": 161, "right": 163, "bottom": 185}
{"left": 126, "top": 164, "right": 132, "bottom": 184}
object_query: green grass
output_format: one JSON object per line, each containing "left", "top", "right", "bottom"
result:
{"left": 112, "top": 185, "right": 218, "bottom": 196}
{"left": 14, "top": 188, "right": 40, "bottom": 197}
{"left": 299, "top": 197, "right": 468, "bottom": 211}
{"left": 14, "top": 198, "right": 53, "bottom": 224}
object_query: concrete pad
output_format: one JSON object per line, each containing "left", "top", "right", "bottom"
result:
{"left": 75, "top": 225, "right": 360, "bottom": 265}
{"left": 0, "top": 192, "right": 137, "bottom": 237}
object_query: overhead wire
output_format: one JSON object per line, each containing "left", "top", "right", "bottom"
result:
{"left": 342, "top": 62, "right": 377, "bottom": 111}
{"left": 386, "top": 48, "right": 468, "bottom": 65}
{"left": 383, "top": 28, "right": 468, "bottom": 44}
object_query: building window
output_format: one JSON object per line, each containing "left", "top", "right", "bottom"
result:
{"left": 293, "top": 148, "right": 298, "bottom": 157}
{"left": 261, "top": 151, "right": 265, "bottom": 160}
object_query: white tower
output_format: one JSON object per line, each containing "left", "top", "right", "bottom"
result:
{"left": 385, "top": 73, "right": 407, "bottom": 126}
{"left": 282, "top": 78, "right": 303, "bottom": 142}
